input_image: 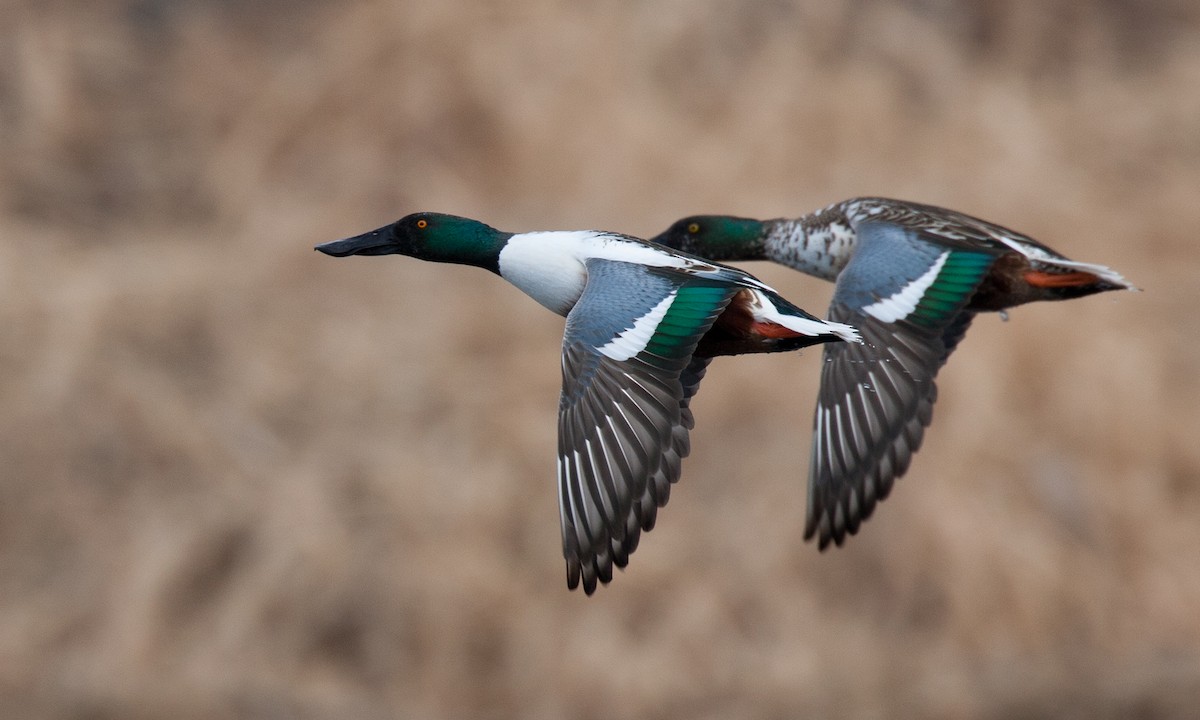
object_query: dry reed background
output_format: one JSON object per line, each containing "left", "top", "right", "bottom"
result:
{"left": 2, "top": 1, "right": 1199, "bottom": 718}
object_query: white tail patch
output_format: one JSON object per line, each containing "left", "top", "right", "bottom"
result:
{"left": 750, "top": 289, "right": 861, "bottom": 343}
{"left": 1039, "top": 257, "right": 1137, "bottom": 290}
{"left": 597, "top": 291, "right": 677, "bottom": 361}
{"left": 862, "top": 251, "right": 949, "bottom": 323}
{"left": 995, "top": 237, "right": 1137, "bottom": 290}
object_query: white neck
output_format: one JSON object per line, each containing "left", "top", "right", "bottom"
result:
{"left": 497, "top": 231, "right": 594, "bottom": 316}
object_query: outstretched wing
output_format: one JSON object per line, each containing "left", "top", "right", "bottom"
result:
{"left": 558, "top": 259, "right": 737, "bottom": 593}
{"left": 805, "top": 221, "right": 997, "bottom": 548}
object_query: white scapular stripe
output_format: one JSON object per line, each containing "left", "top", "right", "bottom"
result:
{"left": 862, "top": 251, "right": 949, "bottom": 323}
{"left": 596, "top": 291, "right": 677, "bottom": 361}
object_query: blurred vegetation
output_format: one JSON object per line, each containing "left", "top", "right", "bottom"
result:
{"left": 2, "top": 2, "right": 1198, "bottom": 719}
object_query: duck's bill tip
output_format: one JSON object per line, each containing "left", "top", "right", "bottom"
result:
{"left": 313, "top": 240, "right": 350, "bottom": 256}
{"left": 314, "top": 229, "right": 395, "bottom": 257}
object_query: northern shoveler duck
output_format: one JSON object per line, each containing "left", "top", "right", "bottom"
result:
{"left": 649, "top": 197, "right": 1136, "bottom": 550}
{"left": 316, "top": 212, "right": 860, "bottom": 594}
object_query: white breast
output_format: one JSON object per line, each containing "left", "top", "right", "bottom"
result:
{"left": 498, "top": 231, "right": 708, "bottom": 316}
{"left": 497, "top": 231, "right": 591, "bottom": 315}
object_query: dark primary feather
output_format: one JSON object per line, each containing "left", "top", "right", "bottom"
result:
{"left": 801, "top": 222, "right": 999, "bottom": 548}
{"left": 805, "top": 300, "right": 985, "bottom": 548}
{"left": 558, "top": 260, "right": 736, "bottom": 594}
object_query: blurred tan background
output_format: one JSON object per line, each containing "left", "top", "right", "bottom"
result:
{"left": 2, "top": 1, "right": 1198, "bottom": 718}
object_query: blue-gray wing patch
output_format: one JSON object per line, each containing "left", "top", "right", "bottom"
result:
{"left": 832, "top": 222, "right": 948, "bottom": 311}
{"left": 806, "top": 225, "right": 996, "bottom": 548}
{"left": 558, "top": 259, "right": 736, "bottom": 593}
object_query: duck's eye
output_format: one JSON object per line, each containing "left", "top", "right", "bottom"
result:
{"left": 687, "top": 222, "right": 700, "bottom": 234}
{"left": 416, "top": 219, "right": 428, "bottom": 229}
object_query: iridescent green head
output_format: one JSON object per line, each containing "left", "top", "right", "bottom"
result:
{"left": 316, "top": 212, "right": 512, "bottom": 273}
{"left": 648, "top": 215, "right": 768, "bottom": 261}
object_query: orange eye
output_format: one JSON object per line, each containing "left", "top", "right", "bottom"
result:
{"left": 687, "top": 223, "right": 700, "bottom": 234}
{"left": 416, "top": 219, "right": 428, "bottom": 229}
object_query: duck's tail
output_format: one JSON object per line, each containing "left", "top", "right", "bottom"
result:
{"left": 753, "top": 289, "right": 861, "bottom": 344}
{"left": 1023, "top": 257, "right": 1139, "bottom": 299}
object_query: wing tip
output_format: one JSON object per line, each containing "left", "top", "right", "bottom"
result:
{"left": 567, "top": 556, "right": 614, "bottom": 596}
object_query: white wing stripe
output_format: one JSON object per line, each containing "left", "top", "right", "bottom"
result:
{"left": 556, "top": 455, "right": 571, "bottom": 542}
{"left": 572, "top": 449, "right": 596, "bottom": 536}
{"left": 833, "top": 403, "right": 856, "bottom": 473}
{"left": 561, "top": 453, "right": 587, "bottom": 548}
{"left": 868, "top": 372, "right": 888, "bottom": 432}
{"left": 602, "top": 413, "right": 635, "bottom": 504}
{"left": 862, "top": 251, "right": 949, "bottom": 323}
{"left": 813, "top": 405, "right": 825, "bottom": 473}
{"left": 597, "top": 292, "right": 677, "bottom": 361}
{"left": 588, "top": 434, "right": 619, "bottom": 521}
